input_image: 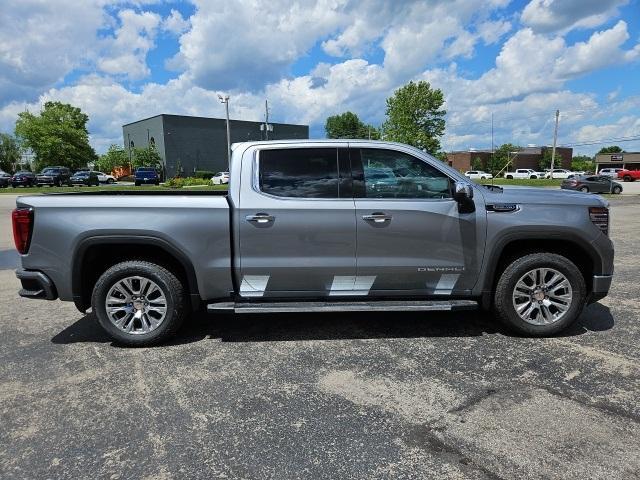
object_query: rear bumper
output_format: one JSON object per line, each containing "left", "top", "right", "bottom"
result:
{"left": 16, "top": 269, "right": 58, "bottom": 300}
{"left": 589, "top": 274, "right": 613, "bottom": 303}
{"left": 136, "top": 178, "right": 158, "bottom": 183}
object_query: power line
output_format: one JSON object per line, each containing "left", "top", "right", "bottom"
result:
{"left": 559, "top": 135, "right": 640, "bottom": 147}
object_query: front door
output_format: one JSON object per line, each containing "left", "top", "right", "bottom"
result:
{"left": 351, "top": 147, "right": 485, "bottom": 296}
{"left": 238, "top": 146, "right": 357, "bottom": 297}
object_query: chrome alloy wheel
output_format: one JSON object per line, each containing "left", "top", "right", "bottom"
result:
{"left": 105, "top": 276, "right": 168, "bottom": 334}
{"left": 512, "top": 268, "right": 573, "bottom": 325}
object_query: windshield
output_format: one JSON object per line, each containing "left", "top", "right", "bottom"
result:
{"left": 42, "top": 168, "right": 60, "bottom": 174}
{"left": 73, "top": 172, "right": 89, "bottom": 176}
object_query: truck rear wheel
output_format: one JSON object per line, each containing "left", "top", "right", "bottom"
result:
{"left": 92, "top": 260, "right": 187, "bottom": 346}
{"left": 493, "top": 253, "right": 585, "bottom": 336}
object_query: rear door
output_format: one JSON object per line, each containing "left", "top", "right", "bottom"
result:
{"left": 352, "top": 146, "right": 485, "bottom": 296}
{"left": 237, "top": 146, "right": 357, "bottom": 297}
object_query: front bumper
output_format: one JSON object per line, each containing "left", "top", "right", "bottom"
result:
{"left": 589, "top": 274, "right": 613, "bottom": 303}
{"left": 16, "top": 269, "right": 58, "bottom": 300}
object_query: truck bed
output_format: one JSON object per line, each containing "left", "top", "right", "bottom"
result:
{"left": 16, "top": 192, "right": 233, "bottom": 303}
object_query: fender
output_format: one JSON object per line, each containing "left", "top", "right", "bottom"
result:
{"left": 476, "top": 227, "right": 603, "bottom": 308}
{"left": 71, "top": 235, "right": 201, "bottom": 311}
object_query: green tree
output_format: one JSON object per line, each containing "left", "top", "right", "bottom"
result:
{"left": 132, "top": 146, "right": 162, "bottom": 169}
{"left": 488, "top": 144, "right": 521, "bottom": 175}
{"left": 382, "top": 81, "right": 446, "bottom": 153}
{"left": 571, "top": 154, "right": 595, "bottom": 172}
{"left": 95, "top": 144, "right": 128, "bottom": 173}
{"left": 471, "top": 156, "right": 484, "bottom": 171}
{"left": 14, "top": 101, "right": 96, "bottom": 171}
{"left": 0, "top": 133, "right": 22, "bottom": 172}
{"left": 539, "top": 149, "right": 553, "bottom": 170}
{"left": 325, "top": 111, "right": 379, "bottom": 139}
{"left": 597, "top": 145, "right": 623, "bottom": 154}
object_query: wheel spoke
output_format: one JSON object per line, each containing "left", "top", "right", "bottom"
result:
{"left": 512, "top": 267, "right": 573, "bottom": 326}
{"left": 105, "top": 276, "right": 167, "bottom": 335}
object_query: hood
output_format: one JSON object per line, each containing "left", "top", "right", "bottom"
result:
{"left": 478, "top": 185, "right": 608, "bottom": 208}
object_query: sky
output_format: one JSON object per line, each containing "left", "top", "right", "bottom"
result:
{"left": 0, "top": 0, "right": 639, "bottom": 156}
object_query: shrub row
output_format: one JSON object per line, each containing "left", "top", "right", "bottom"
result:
{"left": 165, "top": 176, "right": 212, "bottom": 187}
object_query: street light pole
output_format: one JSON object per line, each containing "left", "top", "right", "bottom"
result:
{"left": 550, "top": 109, "right": 560, "bottom": 179}
{"left": 218, "top": 94, "right": 231, "bottom": 171}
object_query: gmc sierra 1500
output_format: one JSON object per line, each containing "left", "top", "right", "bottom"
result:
{"left": 13, "top": 140, "right": 614, "bottom": 346}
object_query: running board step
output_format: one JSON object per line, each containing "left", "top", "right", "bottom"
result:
{"left": 207, "top": 300, "right": 478, "bottom": 314}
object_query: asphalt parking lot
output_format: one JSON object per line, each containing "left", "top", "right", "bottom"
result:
{"left": 0, "top": 193, "right": 639, "bottom": 479}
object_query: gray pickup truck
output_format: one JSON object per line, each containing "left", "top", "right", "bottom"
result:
{"left": 13, "top": 140, "right": 614, "bottom": 346}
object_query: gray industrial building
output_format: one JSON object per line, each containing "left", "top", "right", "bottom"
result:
{"left": 122, "top": 114, "right": 309, "bottom": 177}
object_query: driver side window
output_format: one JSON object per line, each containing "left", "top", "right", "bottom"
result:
{"left": 355, "top": 148, "right": 452, "bottom": 199}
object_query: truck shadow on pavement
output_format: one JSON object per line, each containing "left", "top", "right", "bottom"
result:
{"left": 51, "top": 302, "right": 614, "bottom": 346}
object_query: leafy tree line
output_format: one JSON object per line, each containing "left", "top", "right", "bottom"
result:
{"left": 1, "top": 100, "right": 162, "bottom": 175}
{"left": 324, "top": 80, "right": 446, "bottom": 155}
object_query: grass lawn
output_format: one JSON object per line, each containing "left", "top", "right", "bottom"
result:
{"left": 472, "top": 178, "right": 563, "bottom": 187}
{"left": 0, "top": 184, "right": 229, "bottom": 195}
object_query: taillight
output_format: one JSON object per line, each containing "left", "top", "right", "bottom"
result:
{"left": 589, "top": 207, "right": 609, "bottom": 236}
{"left": 12, "top": 208, "right": 33, "bottom": 254}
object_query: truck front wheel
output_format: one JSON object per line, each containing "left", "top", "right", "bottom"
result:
{"left": 493, "top": 253, "right": 586, "bottom": 336}
{"left": 92, "top": 260, "right": 187, "bottom": 346}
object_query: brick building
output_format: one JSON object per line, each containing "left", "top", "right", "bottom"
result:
{"left": 446, "top": 146, "right": 573, "bottom": 172}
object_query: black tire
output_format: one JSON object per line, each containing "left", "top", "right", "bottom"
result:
{"left": 506, "top": 175, "right": 513, "bottom": 179}
{"left": 107, "top": 178, "right": 114, "bottom": 184}
{"left": 135, "top": 181, "right": 140, "bottom": 186}
{"left": 493, "top": 253, "right": 586, "bottom": 336}
{"left": 530, "top": 175, "right": 537, "bottom": 179}
{"left": 92, "top": 260, "right": 187, "bottom": 346}
{"left": 623, "top": 175, "right": 632, "bottom": 182}
{"left": 612, "top": 185, "right": 622, "bottom": 194}
{"left": 579, "top": 186, "right": 589, "bottom": 193}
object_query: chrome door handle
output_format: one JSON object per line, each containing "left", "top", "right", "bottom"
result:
{"left": 362, "top": 212, "right": 392, "bottom": 223}
{"left": 246, "top": 213, "right": 275, "bottom": 224}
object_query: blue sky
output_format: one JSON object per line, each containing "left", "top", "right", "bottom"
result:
{"left": 0, "top": 0, "right": 639, "bottom": 155}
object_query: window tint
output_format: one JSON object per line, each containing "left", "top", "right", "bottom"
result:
{"left": 259, "top": 148, "right": 339, "bottom": 198}
{"left": 357, "top": 148, "right": 451, "bottom": 199}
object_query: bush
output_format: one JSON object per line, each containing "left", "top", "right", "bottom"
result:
{"left": 165, "top": 176, "right": 212, "bottom": 188}
{"left": 194, "top": 170, "right": 216, "bottom": 179}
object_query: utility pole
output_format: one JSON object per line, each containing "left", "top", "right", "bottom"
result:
{"left": 550, "top": 109, "right": 559, "bottom": 179}
{"left": 261, "top": 100, "right": 273, "bottom": 140}
{"left": 218, "top": 94, "right": 231, "bottom": 171}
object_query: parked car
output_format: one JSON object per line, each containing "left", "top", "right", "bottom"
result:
{"left": 11, "top": 171, "right": 36, "bottom": 187}
{"left": 504, "top": 169, "right": 543, "bottom": 179}
{"left": 134, "top": 167, "right": 160, "bottom": 186}
{"left": 617, "top": 169, "right": 640, "bottom": 182}
{"left": 211, "top": 171, "right": 230, "bottom": 185}
{"left": 94, "top": 171, "right": 116, "bottom": 184}
{"left": 70, "top": 171, "right": 100, "bottom": 186}
{"left": 464, "top": 170, "right": 493, "bottom": 180}
{"left": 598, "top": 168, "right": 624, "bottom": 178}
{"left": 36, "top": 166, "right": 72, "bottom": 187}
{"left": 561, "top": 175, "right": 622, "bottom": 194}
{"left": 545, "top": 169, "right": 575, "bottom": 179}
{"left": 13, "top": 140, "right": 614, "bottom": 346}
{"left": 0, "top": 171, "right": 11, "bottom": 188}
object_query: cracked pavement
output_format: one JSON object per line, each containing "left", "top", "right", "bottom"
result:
{"left": 0, "top": 193, "right": 639, "bottom": 479}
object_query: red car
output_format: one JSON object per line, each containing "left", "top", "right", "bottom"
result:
{"left": 617, "top": 169, "right": 640, "bottom": 182}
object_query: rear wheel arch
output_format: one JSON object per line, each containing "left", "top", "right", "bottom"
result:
{"left": 72, "top": 236, "right": 200, "bottom": 313}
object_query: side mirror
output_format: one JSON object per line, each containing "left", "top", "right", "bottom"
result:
{"left": 454, "top": 181, "right": 475, "bottom": 213}
{"left": 454, "top": 181, "right": 474, "bottom": 201}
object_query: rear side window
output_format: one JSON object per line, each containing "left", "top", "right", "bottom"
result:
{"left": 259, "top": 148, "right": 339, "bottom": 198}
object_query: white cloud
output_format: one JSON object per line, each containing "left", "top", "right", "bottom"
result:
{"left": 98, "top": 9, "right": 161, "bottom": 80}
{"left": 162, "top": 9, "right": 190, "bottom": 36}
{"left": 171, "top": 0, "right": 344, "bottom": 89}
{"left": 0, "top": 0, "right": 107, "bottom": 103}
{"left": 521, "top": 0, "right": 629, "bottom": 33}
{"left": 554, "top": 21, "right": 640, "bottom": 78}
